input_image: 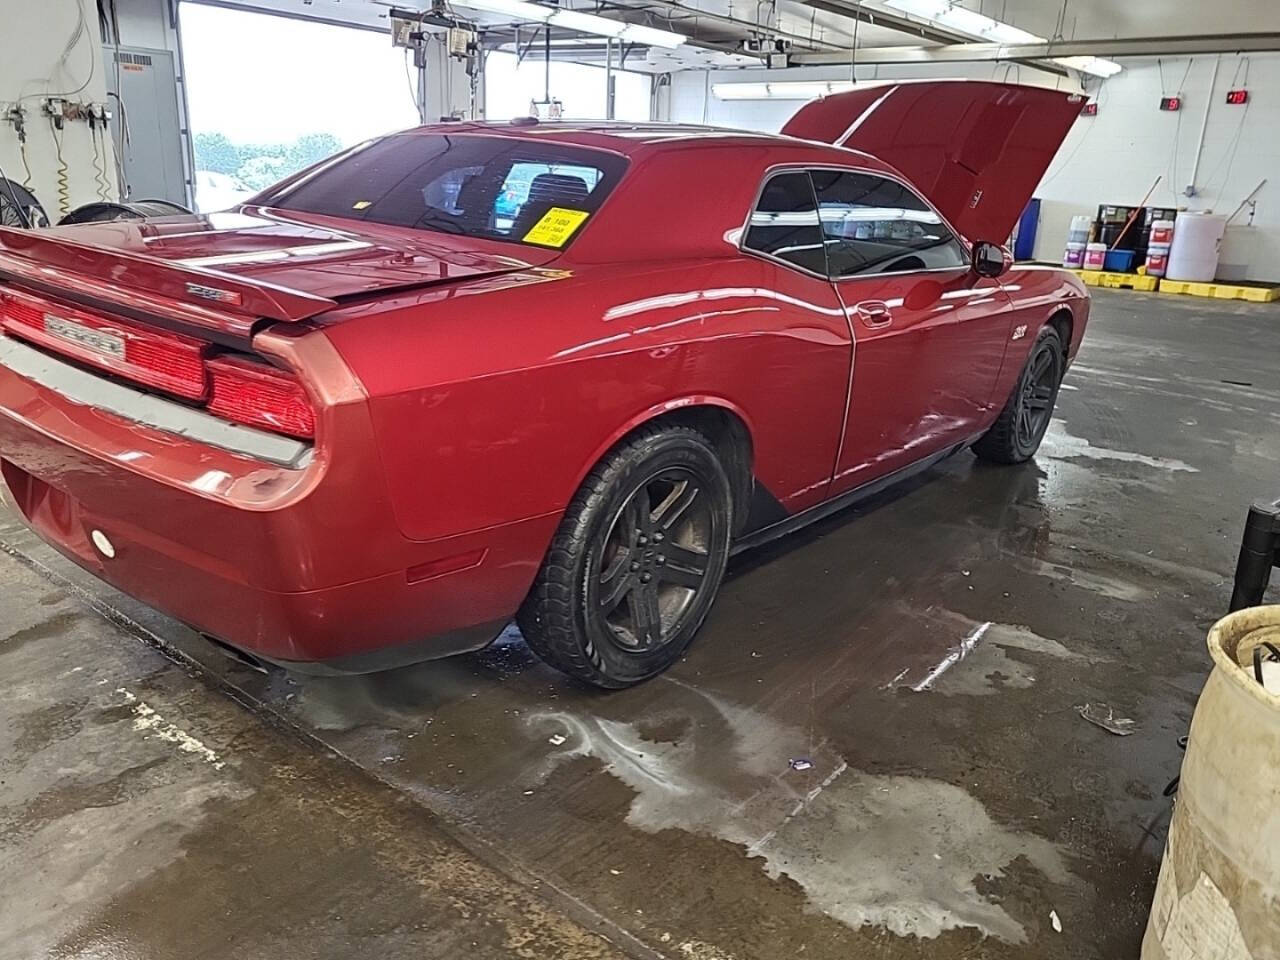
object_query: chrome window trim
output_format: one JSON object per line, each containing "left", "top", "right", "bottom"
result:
{"left": 0, "top": 337, "right": 313, "bottom": 470}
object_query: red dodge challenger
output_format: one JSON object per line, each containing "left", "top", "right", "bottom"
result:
{"left": 0, "top": 81, "right": 1089, "bottom": 687}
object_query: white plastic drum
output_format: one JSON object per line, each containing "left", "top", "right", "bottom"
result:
{"left": 1063, "top": 242, "right": 1086, "bottom": 268}
{"left": 1166, "top": 212, "right": 1228, "bottom": 282}
{"left": 1083, "top": 242, "right": 1107, "bottom": 270}
{"left": 1141, "top": 606, "right": 1280, "bottom": 960}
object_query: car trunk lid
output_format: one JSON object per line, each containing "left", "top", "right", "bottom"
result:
{"left": 0, "top": 209, "right": 553, "bottom": 337}
{"left": 781, "top": 80, "right": 1086, "bottom": 243}
{"left": 0, "top": 211, "right": 554, "bottom": 446}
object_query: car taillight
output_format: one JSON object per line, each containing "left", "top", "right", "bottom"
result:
{"left": 207, "top": 355, "right": 316, "bottom": 439}
{"left": 1, "top": 286, "right": 318, "bottom": 446}
{"left": 0, "top": 287, "right": 208, "bottom": 400}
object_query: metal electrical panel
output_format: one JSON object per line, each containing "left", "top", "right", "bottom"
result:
{"left": 103, "top": 46, "right": 187, "bottom": 206}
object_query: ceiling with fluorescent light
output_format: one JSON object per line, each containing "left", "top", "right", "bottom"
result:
{"left": 902, "top": 0, "right": 1280, "bottom": 39}
{"left": 182, "top": 0, "right": 1280, "bottom": 73}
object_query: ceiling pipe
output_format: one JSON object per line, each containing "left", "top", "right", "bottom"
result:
{"left": 797, "top": 0, "right": 972, "bottom": 45}
{"left": 787, "top": 0, "right": 1069, "bottom": 78}
{"left": 791, "top": 32, "right": 1280, "bottom": 65}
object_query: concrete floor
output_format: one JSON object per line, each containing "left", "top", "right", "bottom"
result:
{"left": 3, "top": 288, "right": 1277, "bottom": 960}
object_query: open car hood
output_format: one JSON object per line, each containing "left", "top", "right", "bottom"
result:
{"left": 782, "top": 80, "right": 1086, "bottom": 243}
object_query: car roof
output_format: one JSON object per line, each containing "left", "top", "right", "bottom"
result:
{"left": 397, "top": 119, "right": 872, "bottom": 162}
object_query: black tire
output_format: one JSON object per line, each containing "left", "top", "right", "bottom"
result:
{"left": 0, "top": 178, "right": 49, "bottom": 228}
{"left": 973, "top": 325, "right": 1064, "bottom": 465}
{"left": 518, "top": 424, "right": 733, "bottom": 689}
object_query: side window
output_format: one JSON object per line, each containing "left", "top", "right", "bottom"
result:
{"left": 742, "top": 172, "right": 827, "bottom": 275}
{"left": 809, "top": 170, "right": 969, "bottom": 278}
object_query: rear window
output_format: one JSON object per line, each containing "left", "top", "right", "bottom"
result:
{"left": 261, "top": 133, "right": 627, "bottom": 249}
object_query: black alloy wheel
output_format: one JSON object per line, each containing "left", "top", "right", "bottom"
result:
{"left": 519, "top": 424, "right": 733, "bottom": 688}
{"left": 592, "top": 467, "right": 715, "bottom": 652}
{"left": 973, "top": 325, "right": 1065, "bottom": 464}
{"left": 1015, "top": 341, "right": 1059, "bottom": 450}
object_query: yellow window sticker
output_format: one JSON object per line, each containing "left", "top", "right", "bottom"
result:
{"left": 352, "top": 200, "right": 372, "bottom": 210}
{"left": 522, "top": 207, "right": 590, "bottom": 247}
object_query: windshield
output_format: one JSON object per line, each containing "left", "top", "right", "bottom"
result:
{"left": 259, "top": 133, "right": 627, "bottom": 249}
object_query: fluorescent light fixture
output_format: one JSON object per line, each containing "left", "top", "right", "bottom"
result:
{"left": 499, "top": 36, "right": 604, "bottom": 47}
{"left": 714, "top": 82, "right": 772, "bottom": 100}
{"left": 981, "top": 21, "right": 1043, "bottom": 44}
{"left": 713, "top": 80, "right": 856, "bottom": 100}
{"left": 885, "top": 0, "right": 1122, "bottom": 77}
{"left": 499, "top": 37, "right": 601, "bottom": 47}
{"left": 1052, "top": 55, "right": 1123, "bottom": 78}
{"left": 618, "top": 23, "right": 687, "bottom": 47}
{"left": 548, "top": 8, "right": 624, "bottom": 36}
{"left": 886, "top": 0, "right": 1040, "bottom": 43}
{"left": 463, "top": 0, "right": 553, "bottom": 20}
{"left": 771, "top": 81, "right": 848, "bottom": 98}
{"left": 459, "top": 0, "right": 686, "bottom": 45}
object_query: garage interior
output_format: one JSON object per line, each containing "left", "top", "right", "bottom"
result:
{"left": 3, "top": 2, "right": 1280, "bottom": 959}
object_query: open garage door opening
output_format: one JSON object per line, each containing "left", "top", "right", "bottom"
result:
{"left": 482, "top": 49, "right": 652, "bottom": 121}
{"left": 177, "top": 2, "right": 423, "bottom": 212}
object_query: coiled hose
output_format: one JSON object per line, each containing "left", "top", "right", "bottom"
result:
{"left": 91, "top": 125, "right": 110, "bottom": 200}
{"left": 49, "top": 118, "right": 69, "bottom": 217}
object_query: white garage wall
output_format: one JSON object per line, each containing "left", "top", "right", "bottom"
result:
{"left": 1035, "top": 56, "right": 1279, "bottom": 281}
{"left": 0, "top": 0, "right": 118, "bottom": 219}
{"left": 665, "top": 54, "right": 1280, "bottom": 281}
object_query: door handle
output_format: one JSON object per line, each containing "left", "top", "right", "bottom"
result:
{"left": 854, "top": 300, "right": 893, "bottom": 328}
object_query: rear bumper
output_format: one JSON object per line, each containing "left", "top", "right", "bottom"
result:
{"left": 249, "top": 619, "right": 513, "bottom": 675}
{"left": 0, "top": 332, "right": 555, "bottom": 669}
{"left": 1, "top": 463, "right": 513, "bottom": 667}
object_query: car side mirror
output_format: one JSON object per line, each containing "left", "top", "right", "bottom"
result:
{"left": 971, "top": 241, "right": 1009, "bottom": 279}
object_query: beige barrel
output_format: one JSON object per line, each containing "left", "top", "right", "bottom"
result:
{"left": 1142, "top": 606, "right": 1280, "bottom": 960}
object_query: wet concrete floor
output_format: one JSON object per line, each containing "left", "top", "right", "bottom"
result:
{"left": 3, "top": 288, "right": 1277, "bottom": 959}
{"left": 0, "top": 550, "right": 631, "bottom": 960}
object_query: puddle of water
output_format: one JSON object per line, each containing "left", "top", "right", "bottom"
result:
{"left": 529, "top": 683, "right": 1070, "bottom": 944}
{"left": 886, "top": 609, "right": 1097, "bottom": 698}
{"left": 924, "top": 621, "right": 1091, "bottom": 697}
{"left": 911, "top": 621, "right": 991, "bottom": 691}
{"left": 1041, "top": 421, "right": 1199, "bottom": 473}
{"left": 757, "top": 767, "right": 1068, "bottom": 943}
{"left": 1017, "top": 556, "right": 1153, "bottom": 602}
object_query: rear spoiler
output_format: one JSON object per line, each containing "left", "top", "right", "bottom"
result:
{"left": 0, "top": 225, "right": 337, "bottom": 339}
